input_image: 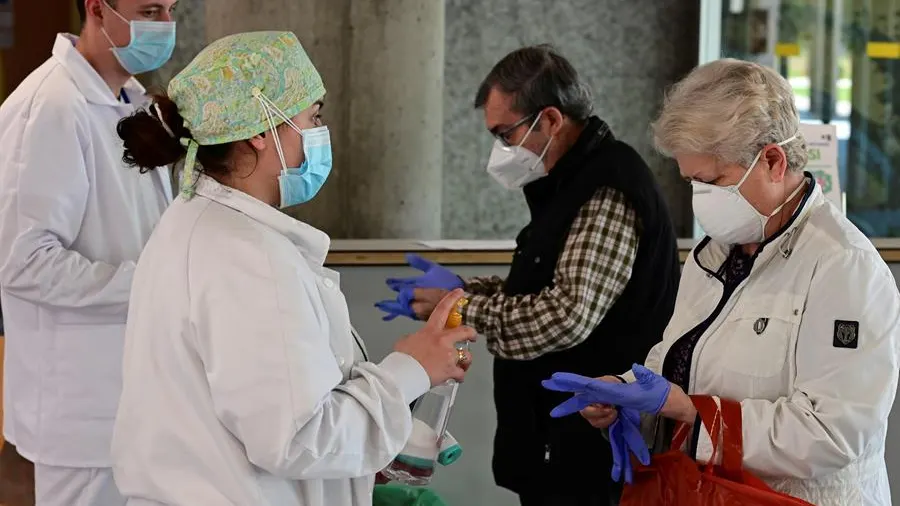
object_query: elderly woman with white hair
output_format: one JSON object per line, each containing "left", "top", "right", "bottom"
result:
{"left": 560, "top": 58, "right": 900, "bottom": 505}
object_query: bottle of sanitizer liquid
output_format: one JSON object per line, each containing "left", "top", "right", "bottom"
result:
{"left": 380, "top": 299, "right": 468, "bottom": 485}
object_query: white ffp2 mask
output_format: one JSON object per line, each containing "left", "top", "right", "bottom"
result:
{"left": 692, "top": 134, "right": 804, "bottom": 245}
{"left": 485, "top": 113, "right": 553, "bottom": 190}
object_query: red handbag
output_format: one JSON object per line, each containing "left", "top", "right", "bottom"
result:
{"left": 619, "top": 396, "right": 815, "bottom": 506}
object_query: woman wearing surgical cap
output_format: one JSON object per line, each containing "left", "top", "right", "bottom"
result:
{"left": 554, "top": 59, "right": 900, "bottom": 505}
{"left": 111, "top": 31, "right": 475, "bottom": 506}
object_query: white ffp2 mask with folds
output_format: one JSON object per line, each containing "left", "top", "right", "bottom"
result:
{"left": 485, "top": 113, "right": 553, "bottom": 190}
{"left": 692, "top": 134, "right": 803, "bottom": 245}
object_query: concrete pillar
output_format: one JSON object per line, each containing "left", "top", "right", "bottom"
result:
{"left": 344, "top": 0, "right": 444, "bottom": 238}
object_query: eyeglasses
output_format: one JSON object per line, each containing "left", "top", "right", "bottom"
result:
{"left": 493, "top": 113, "right": 537, "bottom": 147}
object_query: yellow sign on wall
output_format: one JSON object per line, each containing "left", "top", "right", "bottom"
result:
{"left": 775, "top": 43, "right": 800, "bottom": 57}
{"left": 867, "top": 42, "right": 900, "bottom": 59}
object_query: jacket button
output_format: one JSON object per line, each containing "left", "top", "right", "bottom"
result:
{"left": 324, "top": 278, "right": 335, "bottom": 289}
{"left": 534, "top": 256, "right": 541, "bottom": 264}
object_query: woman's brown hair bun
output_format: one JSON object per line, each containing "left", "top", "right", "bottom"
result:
{"left": 118, "top": 94, "right": 192, "bottom": 173}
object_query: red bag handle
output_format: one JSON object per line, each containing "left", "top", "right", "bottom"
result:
{"left": 670, "top": 396, "right": 722, "bottom": 466}
{"left": 691, "top": 396, "right": 748, "bottom": 481}
{"left": 719, "top": 397, "right": 744, "bottom": 480}
{"left": 689, "top": 396, "right": 724, "bottom": 473}
{"left": 672, "top": 396, "right": 782, "bottom": 490}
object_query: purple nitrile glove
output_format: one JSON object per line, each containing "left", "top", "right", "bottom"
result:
{"left": 385, "top": 253, "right": 464, "bottom": 292}
{"left": 542, "top": 364, "right": 672, "bottom": 417}
{"left": 609, "top": 406, "right": 650, "bottom": 484}
{"left": 374, "top": 287, "right": 417, "bottom": 321}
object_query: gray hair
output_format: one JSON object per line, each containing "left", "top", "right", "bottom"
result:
{"left": 652, "top": 59, "right": 808, "bottom": 172}
{"left": 474, "top": 44, "right": 594, "bottom": 121}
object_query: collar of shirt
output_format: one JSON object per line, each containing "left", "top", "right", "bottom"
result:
{"left": 523, "top": 116, "right": 612, "bottom": 215}
{"left": 52, "top": 33, "right": 148, "bottom": 108}
{"left": 193, "top": 175, "right": 331, "bottom": 267}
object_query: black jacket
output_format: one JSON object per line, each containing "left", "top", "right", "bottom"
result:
{"left": 491, "top": 117, "right": 680, "bottom": 495}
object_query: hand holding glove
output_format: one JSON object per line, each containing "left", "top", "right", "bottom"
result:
{"left": 542, "top": 364, "right": 672, "bottom": 417}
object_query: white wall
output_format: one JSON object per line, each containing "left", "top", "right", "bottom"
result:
{"left": 336, "top": 263, "right": 900, "bottom": 505}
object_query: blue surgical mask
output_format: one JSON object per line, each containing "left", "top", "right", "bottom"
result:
{"left": 278, "top": 126, "right": 333, "bottom": 208}
{"left": 253, "top": 90, "right": 332, "bottom": 208}
{"left": 101, "top": 2, "right": 176, "bottom": 75}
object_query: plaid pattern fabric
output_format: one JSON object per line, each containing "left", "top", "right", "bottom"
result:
{"left": 464, "top": 275, "right": 505, "bottom": 295}
{"left": 462, "top": 186, "right": 639, "bottom": 360}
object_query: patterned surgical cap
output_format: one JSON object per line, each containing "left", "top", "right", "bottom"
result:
{"left": 169, "top": 30, "right": 325, "bottom": 145}
{"left": 167, "top": 31, "right": 326, "bottom": 196}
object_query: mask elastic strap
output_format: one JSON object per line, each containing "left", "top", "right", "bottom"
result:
{"left": 253, "top": 90, "right": 303, "bottom": 135}
{"left": 100, "top": 0, "right": 132, "bottom": 50}
{"left": 778, "top": 133, "right": 799, "bottom": 146}
{"left": 530, "top": 137, "right": 553, "bottom": 172}
{"left": 253, "top": 90, "right": 288, "bottom": 172}
{"left": 104, "top": 0, "right": 131, "bottom": 24}
{"left": 517, "top": 111, "right": 544, "bottom": 148}
{"left": 100, "top": 26, "right": 119, "bottom": 51}
{"left": 736, "top": 132, "right": 801, "bottom": 189}
{"left": 767, "top": 177, "right": 807, "bottom": 218}
{"left": 152, "top": 103, "right": 176, "bottom": 139}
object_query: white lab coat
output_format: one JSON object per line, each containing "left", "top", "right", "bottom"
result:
{"left": 0, "top": 34, "right": 171, "bottom": 467}
{"left": 623, "top": 181, "right": 899, "bottom": 505}
{"left": 111, "top": 175, "right": 431, "bottom": 506}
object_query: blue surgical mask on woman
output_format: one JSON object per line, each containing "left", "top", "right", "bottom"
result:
{"left": 254, "top": 90, "right": 333, "bottom": 208}
{"left": 277, "top": 125, "right": 333, "bottom": 208}
{"left": 101, "top": 1, "right": 176, "bottom": 75}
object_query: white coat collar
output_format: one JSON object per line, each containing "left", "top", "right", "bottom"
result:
{"left": 193, "top": 175, "right": 331, "bottom": 267}
{"left": 52, "top": 33, "right": 148, "bottom": 107}
{"left": 696, "top": 174, "right": 823, "bottom": 270}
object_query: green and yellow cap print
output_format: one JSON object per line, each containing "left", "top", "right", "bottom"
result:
{"left": 167, "top": 31, "right": 326, "bottom": 196}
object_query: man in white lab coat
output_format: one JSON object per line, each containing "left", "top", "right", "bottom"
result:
{"left": 0, "top": 1, "right": 177, "bottom": 504}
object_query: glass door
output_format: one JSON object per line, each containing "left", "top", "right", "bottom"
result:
{"left": 701, "top": 0, "right": 900, "bottom": 237}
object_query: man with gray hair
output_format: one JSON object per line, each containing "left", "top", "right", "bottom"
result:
{"left": 381, "top": 45, "right": 681, "bottom": 505}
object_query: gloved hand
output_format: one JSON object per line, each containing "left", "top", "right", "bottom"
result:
{"left": 386, "top": 254, "right": 464, "bottom": 292}
{"left": 609, "top": 406, "right": 651, "bottom": 484}
{"left": 374, "top": 287, "right": 417, "bottom": 321}
{"left": 542, "top": 364, "right": 672, "bottom": 417}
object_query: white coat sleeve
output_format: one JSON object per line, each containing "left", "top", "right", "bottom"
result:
{"left": 0, "top": 93, "right": 134, "bottom": 311}
{"left": 191, "top": 228, "right": 431, "bottom": 481}
{"left": 695, "top": 249, "right": 900, "bottom": 479}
